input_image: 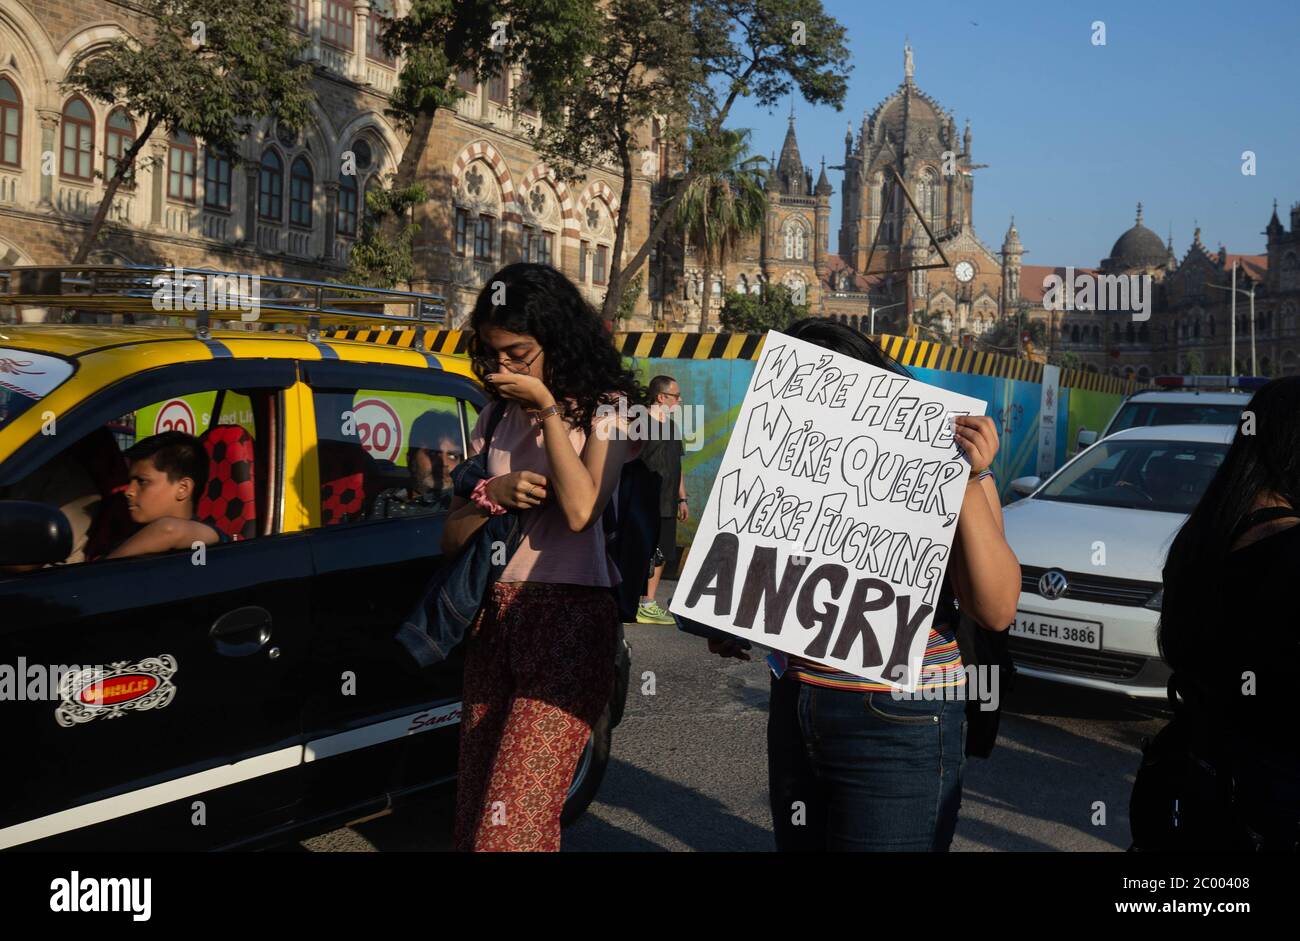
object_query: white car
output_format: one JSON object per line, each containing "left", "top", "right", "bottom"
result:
{"left": 1073, "top": 376, "right": 1258, "bottom": 452}
{"left": 1002, "top": 425, "right": 1235, "bottom": 699}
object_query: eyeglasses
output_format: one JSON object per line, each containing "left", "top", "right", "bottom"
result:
{"left": 475, "top": 346, "right": 543, "bottom": 374}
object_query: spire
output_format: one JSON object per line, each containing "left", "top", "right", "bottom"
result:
{"left": 815, "top": 157, "right": 832, "bottom": 196}
{"left": 765, "top": 150, "right": 779, "bottom": 192}
{"left": 904, "top": 40, "right": 914, "bottom": 84}
{"left": 777, "top": 114, "right": 806, "bottom": 196}
{"left": 1136, "top": 202, "right": 1144, "bottom": 226}
{"left": 1267, "top": 197, "right": 1283, "bottom": 237}
{"left": 963, "top": 118, "right": 971, "bottom": 155}
{"left": 1002, "top": 216, "right": 1022, "bottom": 254}
{"left": 1193, "top": 224, "right": 1204, "bottom": 250}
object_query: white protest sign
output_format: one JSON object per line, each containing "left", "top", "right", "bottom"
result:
{"left": 668, "top": 330, "right": 988, "bottom": 691}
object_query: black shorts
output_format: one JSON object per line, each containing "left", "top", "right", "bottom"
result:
{"left": 657, "top": 515, "right": 677, "bottom": 563}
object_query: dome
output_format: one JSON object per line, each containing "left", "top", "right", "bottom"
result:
{"left": 1106, "top": 203, "right": 1166, "bottom": 270}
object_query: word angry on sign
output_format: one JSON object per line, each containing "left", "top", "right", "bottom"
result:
{"left": 669, "top": 330, "right": 987, "bottom": 690}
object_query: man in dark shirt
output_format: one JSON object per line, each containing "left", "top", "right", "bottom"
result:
{"left": 636, "top": 375, "right": 688, "bottom": 624}
{"left": 369, "top": 409, "right": 461, "bottom": 519}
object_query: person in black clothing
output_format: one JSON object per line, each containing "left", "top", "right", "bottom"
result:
{"left": 635, "top": 374, "right": 688, "bottom": 624}
{"left": 369, "top": 409, "right": 462, "bottom": 519}
{"left": 1156, "top": 375, "right": 1300, "bottom": 851}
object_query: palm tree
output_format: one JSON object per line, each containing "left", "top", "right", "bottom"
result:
{"left": 672, "top": 129, "right": 769, "bottom": 332}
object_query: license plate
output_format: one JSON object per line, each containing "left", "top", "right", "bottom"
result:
{"left": 1009, "top": 612, "right": 1102, "bottom": 650}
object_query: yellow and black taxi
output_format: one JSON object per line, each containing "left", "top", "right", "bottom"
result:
{"left": 0, "top": 266, "right": 630, "bottom": 851}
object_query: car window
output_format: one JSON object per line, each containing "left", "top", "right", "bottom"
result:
{"left": 1, "top": 384, "right": 279, "bottom": 566}
{"left": 0, "top": 348, "right": 75, "bottom": 432}
{"left": 1038, "top": 439, "right": 1227, "bottom": 513}
{"left": 1108, "top": 401, "right": 1244, "bottom": 433}
{"left": 311, "top": 387, "right": 465, "bottom": 526}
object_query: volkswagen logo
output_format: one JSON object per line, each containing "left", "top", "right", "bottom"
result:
{"left": 1038, "top": 569, "right": 1069, "bottom": 600}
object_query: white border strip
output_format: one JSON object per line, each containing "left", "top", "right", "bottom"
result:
{"left": 0, "top": 701, "right": 462, "bottom": 849}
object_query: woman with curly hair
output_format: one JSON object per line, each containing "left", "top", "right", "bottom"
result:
{"left": 441, "top": 263, "right": 644, "bottom": 852}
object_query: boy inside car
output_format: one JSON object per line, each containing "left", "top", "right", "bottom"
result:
{"left": 106, "top": 430, "right": 226, "bottom": 559}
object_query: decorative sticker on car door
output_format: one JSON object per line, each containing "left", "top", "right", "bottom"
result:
{"left": 55, "top": 655, "right": 179, "bottom": 727}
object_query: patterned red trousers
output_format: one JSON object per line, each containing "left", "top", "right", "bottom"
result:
{"left": 453, "top": 581, "right": 617, "bottom": 852}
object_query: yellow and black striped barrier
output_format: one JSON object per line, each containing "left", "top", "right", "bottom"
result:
{"left": 328, "top": 327, "right": 1141, "bottom": 397}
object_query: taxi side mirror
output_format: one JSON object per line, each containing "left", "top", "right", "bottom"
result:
{"left": 1076, "top": 429, "right": 1099, "bottom": 449}
{"left": 0, "top": 500, "right": 73, "bottom": 566}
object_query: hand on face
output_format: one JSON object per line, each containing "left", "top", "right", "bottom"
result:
{"left": 486, "top": 370, "right": 555, "bottom": 410}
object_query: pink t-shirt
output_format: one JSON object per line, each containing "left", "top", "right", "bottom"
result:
{"left": 470, "top": 397, "right": 640, "bottom": 587}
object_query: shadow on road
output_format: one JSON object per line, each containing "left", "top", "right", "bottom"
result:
{"left": 564, "top": 758, "right": 773, "bottom": 852}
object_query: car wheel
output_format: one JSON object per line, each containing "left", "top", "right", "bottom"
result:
{"left": 561, "top": 700, "right": 612, "bottom": 826}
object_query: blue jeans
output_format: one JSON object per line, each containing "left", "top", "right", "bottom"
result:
{"left": 767, "top": 673, "right": 966, "bottom": 851}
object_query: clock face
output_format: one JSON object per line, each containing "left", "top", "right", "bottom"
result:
{"left": 954, "top": 261, "right": 975, "bottom": 283}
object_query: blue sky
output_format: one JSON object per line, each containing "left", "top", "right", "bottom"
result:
{"left": 727, "top": 0, "right": 1300, "bottom": 268}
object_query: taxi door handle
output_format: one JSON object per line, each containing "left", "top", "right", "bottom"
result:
{"left": 210, "top": 606, "right": 273, "bottom": 658}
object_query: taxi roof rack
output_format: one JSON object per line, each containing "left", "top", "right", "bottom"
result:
{"left": 0, "top": 264, "right": 447, "bottom": 349}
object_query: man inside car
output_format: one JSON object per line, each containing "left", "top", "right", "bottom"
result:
{"left": 368, "top": 409, "right": 462, "bottom": 519}
{"left": 106, "top": 430, "right": 226, "bottom": 558}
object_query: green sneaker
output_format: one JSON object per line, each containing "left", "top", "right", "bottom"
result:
{"left": 636, "top": 600, "right": 675, "bottom": 625}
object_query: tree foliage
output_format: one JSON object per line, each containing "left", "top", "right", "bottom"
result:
{"left": 719, "top": 283, "right": 805, "bottom": 333}
{"left": 384, "top": 0, "right": 851, "bottom": 320}
{"left": 63, "top": 0, "right": 314, "bottom": 263}
{"left": 344, "top": 183, "right": 429, "bottom": 290}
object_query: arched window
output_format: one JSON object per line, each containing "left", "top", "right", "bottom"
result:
{"left": 916, "top": 171, "right": 938, "bottom": 228}
{"left": 1, "top": 77, "right": 23, "bottom": 168}
{"left": 337, "top": 173, "right": 358, "bottom": 237}
{"left": 258, "top": 149, "right": 284, "bottom": 221}
{"left": 60, "top": 96, "right": 94, "bottom": 180}
{"left": 1070, "top": 323, "right": 1080, "bottom": 343}
{"left": 1126, "top": 322, "right": 1135, "bottom": 343}
{"left": 105, "top": 108, "right": 135, "bottom": 187}
{"left": 1138, "top": 323, "right": 1149, "bottom": 342}
{"left": 167, "top": 131, "right": 197, "bottom": 202}
{"left": 1092, "top": 325, "right": 1100, "bottom": 344}
{"left": 289, "top": 156, "right": 314, "bottom": 227}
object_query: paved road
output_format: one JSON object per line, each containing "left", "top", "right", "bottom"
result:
{"left": 300, "top": 580, "right": 1168, "bottom": 852}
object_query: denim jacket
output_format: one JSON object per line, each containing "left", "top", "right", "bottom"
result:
{"left": 394, "top": 403, "right": 521, "bottom": 668}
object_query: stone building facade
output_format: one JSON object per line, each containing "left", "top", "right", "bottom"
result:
{"left": 0, "top": 0, "right": 658, "bottom": 327}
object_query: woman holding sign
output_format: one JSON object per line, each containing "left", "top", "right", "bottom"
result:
{"left": 708, "top": 317, "right": 1021, "bottom": 852}
{"left": 441, "top": 263, "right": 643, "bottom": 852}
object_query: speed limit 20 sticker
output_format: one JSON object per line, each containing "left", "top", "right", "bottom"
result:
{"left": 153, "top": 398, "right": 197, "bottom": 436}
{"left": 350, "top": 398, "right": 404, "bottom": 462}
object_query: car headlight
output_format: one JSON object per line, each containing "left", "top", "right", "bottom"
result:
{"left": 1143, "top": 588, "right": 1163, "bottom": 611}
